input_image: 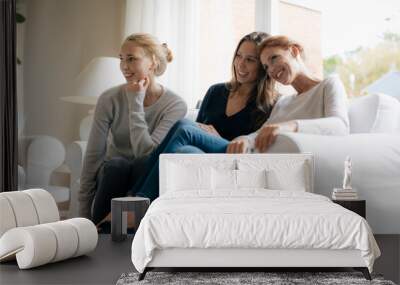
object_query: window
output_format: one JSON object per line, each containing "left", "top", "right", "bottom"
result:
{"left": 319, "top": 0, "right": 400, "bottom": 97}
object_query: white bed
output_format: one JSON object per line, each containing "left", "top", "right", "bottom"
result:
{"left": 131, "top": 154, "right": 380, "bottom": 280}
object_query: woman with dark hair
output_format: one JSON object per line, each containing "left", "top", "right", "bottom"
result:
{"left": 129, "top": 31, "right": 276, "bottom": 201}
{"left": 195, "top": 32, "right": 275, "bottom": 141}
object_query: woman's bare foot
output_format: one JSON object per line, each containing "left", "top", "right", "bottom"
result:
{"left": 96, "top": 211, "right": 136, "bottom": 230}
{"left": 127, "top": 211, "right": 136, "bottom": 229}
{"left": 96, "top": 212, "right": 111, "bottom": 228}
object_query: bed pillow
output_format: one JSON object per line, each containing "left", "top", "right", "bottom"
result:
{"left": 212, "top": 169, "right": 236, "bottom": 190}
{"left": 266, "top": 162, "right": 307, "bottom": 191}
{"left": 237, "top": 158, "right": 310, "bottom": 192}
{"left": 211, "top": 169, "right": 268, "bottom": 191}
{"left": 236, "top": 169, "right": 268, "bottom": 189}
{"left": 167, "top": 162, "right": 212, "bottom": 192}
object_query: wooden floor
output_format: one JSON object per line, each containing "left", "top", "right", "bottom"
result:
{"left": 374, "top": 234, "right": 400, "bottom": 284}
{"left": 0, "top": 234, "right": 134, "bottom": 285}
{"left": 0, "top": 234, "right": 398, "bottom": 285}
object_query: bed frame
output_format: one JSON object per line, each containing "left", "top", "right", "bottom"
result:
{"left": 139, "top": 249, "right": 371, "bottom": 280}
{"left": 138, "top": 154, "right": 372, "bottom": 281}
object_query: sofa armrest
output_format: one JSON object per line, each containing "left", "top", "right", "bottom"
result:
{"left": 265, "top": 132, "right": 303, "bottom": 153}
{"left": 65, "top": 141, "right": 87, "bottom": 218}
{"left": 268, "top": 133, "right": 400, "bottom": 234}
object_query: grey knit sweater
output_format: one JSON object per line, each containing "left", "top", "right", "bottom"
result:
{"left": 79, "top": 84, "right": 187, "bottom": 218}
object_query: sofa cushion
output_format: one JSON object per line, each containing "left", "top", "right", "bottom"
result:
{"left": 349, "top": 93, "right": 400, "bottom": 133}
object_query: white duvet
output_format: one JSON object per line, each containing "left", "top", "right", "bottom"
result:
{"left": 131, "top": 190, "right": 380, "bottom": 273}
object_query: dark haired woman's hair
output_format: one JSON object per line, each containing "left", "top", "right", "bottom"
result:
{"left": 227, "top": 32, "right": 278, "bottom": 129}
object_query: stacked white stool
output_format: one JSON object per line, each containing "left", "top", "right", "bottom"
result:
{"left": 0, "top": 189, "right": 97, "bottom": 269}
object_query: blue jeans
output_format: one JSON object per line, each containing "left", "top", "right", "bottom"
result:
{"left": 131, "top": 119, "right": 229, "bottom": 201}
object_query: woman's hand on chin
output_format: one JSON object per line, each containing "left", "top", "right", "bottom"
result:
{"left": 226, "top": 137, "right": 250, "bottom": 153}
{"left": 125, "top": 76, "right": 150, "bottom": 93}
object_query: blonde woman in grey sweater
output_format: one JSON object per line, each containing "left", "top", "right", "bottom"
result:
{"left": 79, "top": 34, "right": 187, "bottom": 228}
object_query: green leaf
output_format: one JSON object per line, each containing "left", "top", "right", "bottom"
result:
{"left": 16, "top": 13, "right": 25, "bottom": 23}
{"left": 17, "top": 57, "right": 22, "bottom": 65}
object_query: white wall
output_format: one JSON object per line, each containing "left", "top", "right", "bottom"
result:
{"left": 23, "top": 0, "right": 125, "bottom": 145}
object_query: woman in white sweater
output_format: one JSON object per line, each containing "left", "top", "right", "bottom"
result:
{"left": 79, "top": 33, "right": 187, "bottom": 227}
{"left": 228, "top": 35, "right": 349, "bottom": 153}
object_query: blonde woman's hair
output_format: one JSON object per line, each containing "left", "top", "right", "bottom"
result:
{"left": 259, "top": 35, "right": 306, "bottom": 61}
{"left": 259, "top": 35, "right": 311, "bottom": 100}
{"left": 124, "top": 33, "right": 173, "bottom": 76}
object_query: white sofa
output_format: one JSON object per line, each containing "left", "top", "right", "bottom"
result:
{"left": 66, "top": 93, "right": 400, "bottom": 233}
{"left": 267, "top": 132, "right": 400, "bottom": 234}
{"left": 267, "top": 93, "right": 400, "bottom": 234}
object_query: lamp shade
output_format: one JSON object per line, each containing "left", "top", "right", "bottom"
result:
{"left": 61, "top": 57, "right": 126, "bottom": 105}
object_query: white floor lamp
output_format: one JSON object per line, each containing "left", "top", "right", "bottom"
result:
{"left": 61, "top": 57, "right": 125, "bottom": 140}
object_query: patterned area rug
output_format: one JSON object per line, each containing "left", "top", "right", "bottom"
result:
{"left": 116, "top": 271, "right": 396, "bottom": 285}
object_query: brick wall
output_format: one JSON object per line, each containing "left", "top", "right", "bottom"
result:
{"left": 279, "top": 1, "right": 323, "bottom": 78}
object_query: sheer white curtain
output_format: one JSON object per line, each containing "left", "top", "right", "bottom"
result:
{"left": 196, "top": 0, "right": 235, "bottom": 101}
{"left": 124, "top": 0, "right": 200, "bottom": 108}
{"left": 124, "top": 0, "right": 236, "bottom": 108}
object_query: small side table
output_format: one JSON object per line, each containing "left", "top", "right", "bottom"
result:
{"left": 111, "top": 197, "right": 150, "bottom": 242}
{"left": 333, "top": 199, "right": 366, "bottom": 218}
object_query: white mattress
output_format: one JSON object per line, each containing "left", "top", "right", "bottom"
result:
{"left": 131, "top": 190, "right": 380, "bottom": 273}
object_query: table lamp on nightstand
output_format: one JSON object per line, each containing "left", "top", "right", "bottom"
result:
{"left": 61, "top": 57, "right": 125, "bottom": 140}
